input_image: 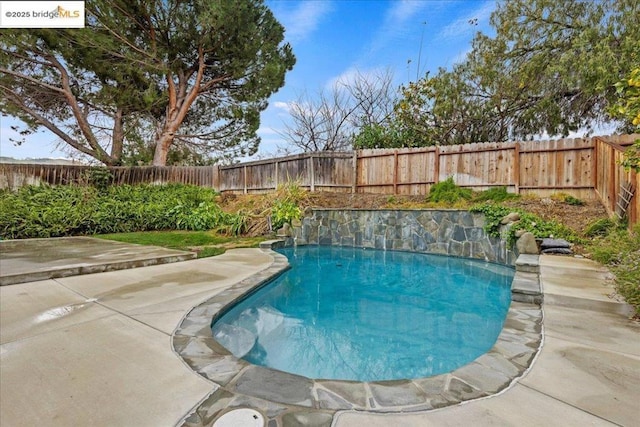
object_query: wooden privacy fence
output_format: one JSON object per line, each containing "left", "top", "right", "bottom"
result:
{"left": 593, "top": 136, "right": 639, "bottom": 226}
{"left": 1, "top": 134, "right": 638, "bottom": 226}
{"left": 217, "top": 152, "right": 355, "bottom": 193}
{"left": 356, "top": 138, "right": 596, "bottom": 198}
{"left": 0, "top": 164, "right": 220, "bottom": 189}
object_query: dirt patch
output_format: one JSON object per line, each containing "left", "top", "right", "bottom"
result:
{"left": 504, "top": 197, "right": 608, "bottom": 237}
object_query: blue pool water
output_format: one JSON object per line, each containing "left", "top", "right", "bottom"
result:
{"left": 212, "top": 246, "right": 514, "bottom": 382}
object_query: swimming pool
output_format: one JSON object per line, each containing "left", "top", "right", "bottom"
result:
{"left": 212, "top": 246, "right": 514, "bottom": 382}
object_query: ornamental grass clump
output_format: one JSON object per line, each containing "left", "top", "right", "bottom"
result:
{"left": 427, "top": 177, "right": 472, "bottom": 204}
{"left": 588, "top": 225, "right": 640, "bottom": 316}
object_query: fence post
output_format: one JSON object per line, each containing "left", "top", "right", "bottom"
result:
{"left": 309, "top": 155, "right": 315, "bottom": 192}
{"left": 434, "top": 146, "right": 440, "bottom": 184}
{"left": 609, "top": 146, "right": 616, "bottom": 210}
{"left": 393, "top": 150, "right": 399, "bottom": 194}
{"left": 352, "top": 151, "right": 357, "bottom": 193}
{"left": 274, "top": 161, "right": 279, "bottom": 190}
{"left": 592, "top": 138, "right": 598, "bottom": 191}
{"left": 243, "top": 165, "right": 247, "bottom": 194}
{"left": 513, "top": 142, "right": 520, "bottom": 194}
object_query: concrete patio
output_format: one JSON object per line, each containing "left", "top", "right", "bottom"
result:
{"left": 0, "top": 238, "right": 638, "bottom": 426}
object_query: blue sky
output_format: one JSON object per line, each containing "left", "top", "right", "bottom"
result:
{"left": 0, "top": 0, "right": 496, "bottom": 160}
{"left": 258, "top": 0, "right": 496, "bottom": 157}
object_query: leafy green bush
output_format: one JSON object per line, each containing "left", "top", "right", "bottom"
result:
{"left": 584, "top": 218, "right": 618, "bottom": 238}
{"left": 469, "top": 203, "right": 511, "bottom": 236}
{"left": 427, "top": 177, "right": 472, "bottom": 204}
{"left": 564, "top": 195, "right": 585, "bottom": 206}
{"left": 0, "top": 183, "right": 245, "bottom": 239}
{"left": 589, "top": 225, "right": 640, "bottom": 316}
{"left": 271, "top": 199, "right": 302, "bottom": 230}
{"left": 224, "top": 210, "right": 249, "bottom": 236}
{"left": 611, "top": 249, "right": 640, "bottom": 315}
{"left": 85, "top": 167, "right": 114, "bottom": 191}
{"left": 269, "top": 181, "right": 306, "bottom": 231}
{"left": 473, "top": 186, "right": 519, "bottom": 203}
{"left": 470, "top": 202, "right": 580, "bottom": 245}
{"left": 0, "top": 185, "right": 96, "bottom": 238}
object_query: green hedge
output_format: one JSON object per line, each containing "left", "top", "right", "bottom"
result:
{"left": 0, "top": 184, "right": 244, "bottom": 239}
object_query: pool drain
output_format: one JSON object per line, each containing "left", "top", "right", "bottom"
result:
{"left": 212, "top": 408, "right": 264, "bottom": 427}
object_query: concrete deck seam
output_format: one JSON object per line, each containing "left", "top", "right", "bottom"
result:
{"left": 0, "top": 312, "right": 119, "bottom": 347}
{"left": 51, "top": 278, "right": 175, "bottom": 338}
{"left": 517, "top": 382, "right": 622, "bottom": 426}
{"left": 540, "top": 332, "right": 640, "bottom": 359}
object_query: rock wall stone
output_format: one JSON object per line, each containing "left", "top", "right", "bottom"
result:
{"left": 293, "top": 209, "right": 516, "bottom": 265}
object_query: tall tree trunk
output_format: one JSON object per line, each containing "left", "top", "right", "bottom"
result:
{"left": 153, "top": 130, "right": 173, "bottom": 165}
{"left": 110, "top": 108, "right": 124, "bottom": 165}
{"left": 151, "top": 52, "right": 209, "bottom": 166}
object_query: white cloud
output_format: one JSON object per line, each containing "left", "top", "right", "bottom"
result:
{"left": 324, "top": 66, "right": 387, "bottom": 91}
{"left": 387, "top": 0, "right": 427, "bottom": 25}
{"left": 368, "top": 0, "right": 431, "bottom": 54}
{"left": 277, "top": 1, "right": 333, "bottom": 43}
{"left": 273, "top": 101, "right": 291, "bottom": 112}
{"left": 438, "top": 1, "right": 494, "bottom": 40}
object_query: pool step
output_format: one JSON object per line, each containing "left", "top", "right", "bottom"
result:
{"left": 512, "top": 255, "right": 542, "bottom": 304}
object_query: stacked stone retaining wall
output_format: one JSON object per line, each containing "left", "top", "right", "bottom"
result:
{"left": 293, "top": 209, "right": 517, "bottom": 266}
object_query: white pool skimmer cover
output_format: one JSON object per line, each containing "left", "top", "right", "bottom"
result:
{"left": 212, "top": 408, "right": 264, "bottom": 427}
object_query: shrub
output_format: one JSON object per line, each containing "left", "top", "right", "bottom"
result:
{"left": 225, "top": 210, "right": 250, "bottom": 236}
{"left": 470, "top": 202, "right": 580, "bottom": 245}
{"left": 611, "top": 249, "right": 640, "bottom": 315}
{"left": 0, "top": 183, "right": 236, "bottom": 239}
{"left": 269, "top": 181, "right": 306, "bottom": 231}
{"left": 0, "top": 185, "right": 97, "bottom": 238}
{"left": 427, "top": 177, "right": 472, "bottom": 204}
{"left": 589, "top": 225, "right": 640, "bottom": 316}
{"left": 85, "top": 167, "right": 114, "bottom": 191}
{"left": 584, "top": 218, "right": 618, "bottom": 238}
{"left": 564, "top": 195, "right": 585, "bottom": 206}
{"left": 473, "top": 186, "right": 519, "bottom": 203}
{"left": 271, "top": 199, "right": 302, "bottom": 230}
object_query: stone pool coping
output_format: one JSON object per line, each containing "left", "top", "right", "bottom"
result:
{"left": 174, "top": 242, "right": 543, "bottom": 426}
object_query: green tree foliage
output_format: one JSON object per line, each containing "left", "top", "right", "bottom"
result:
{"left": 610, "top": 68, "right": 640, "bottom": 171}
{"left": 393, "top": 0, "right": 639, "bottom": 147}
{"left": 0, "top": 0, "right": 295, "bottom": 165}
{"left": 352, "top": 124, "right": 406, "bottom": 149}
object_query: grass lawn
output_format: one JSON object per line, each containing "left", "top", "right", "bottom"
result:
{"left": 96, "top": 230, "right": 265, "bottom": 258}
